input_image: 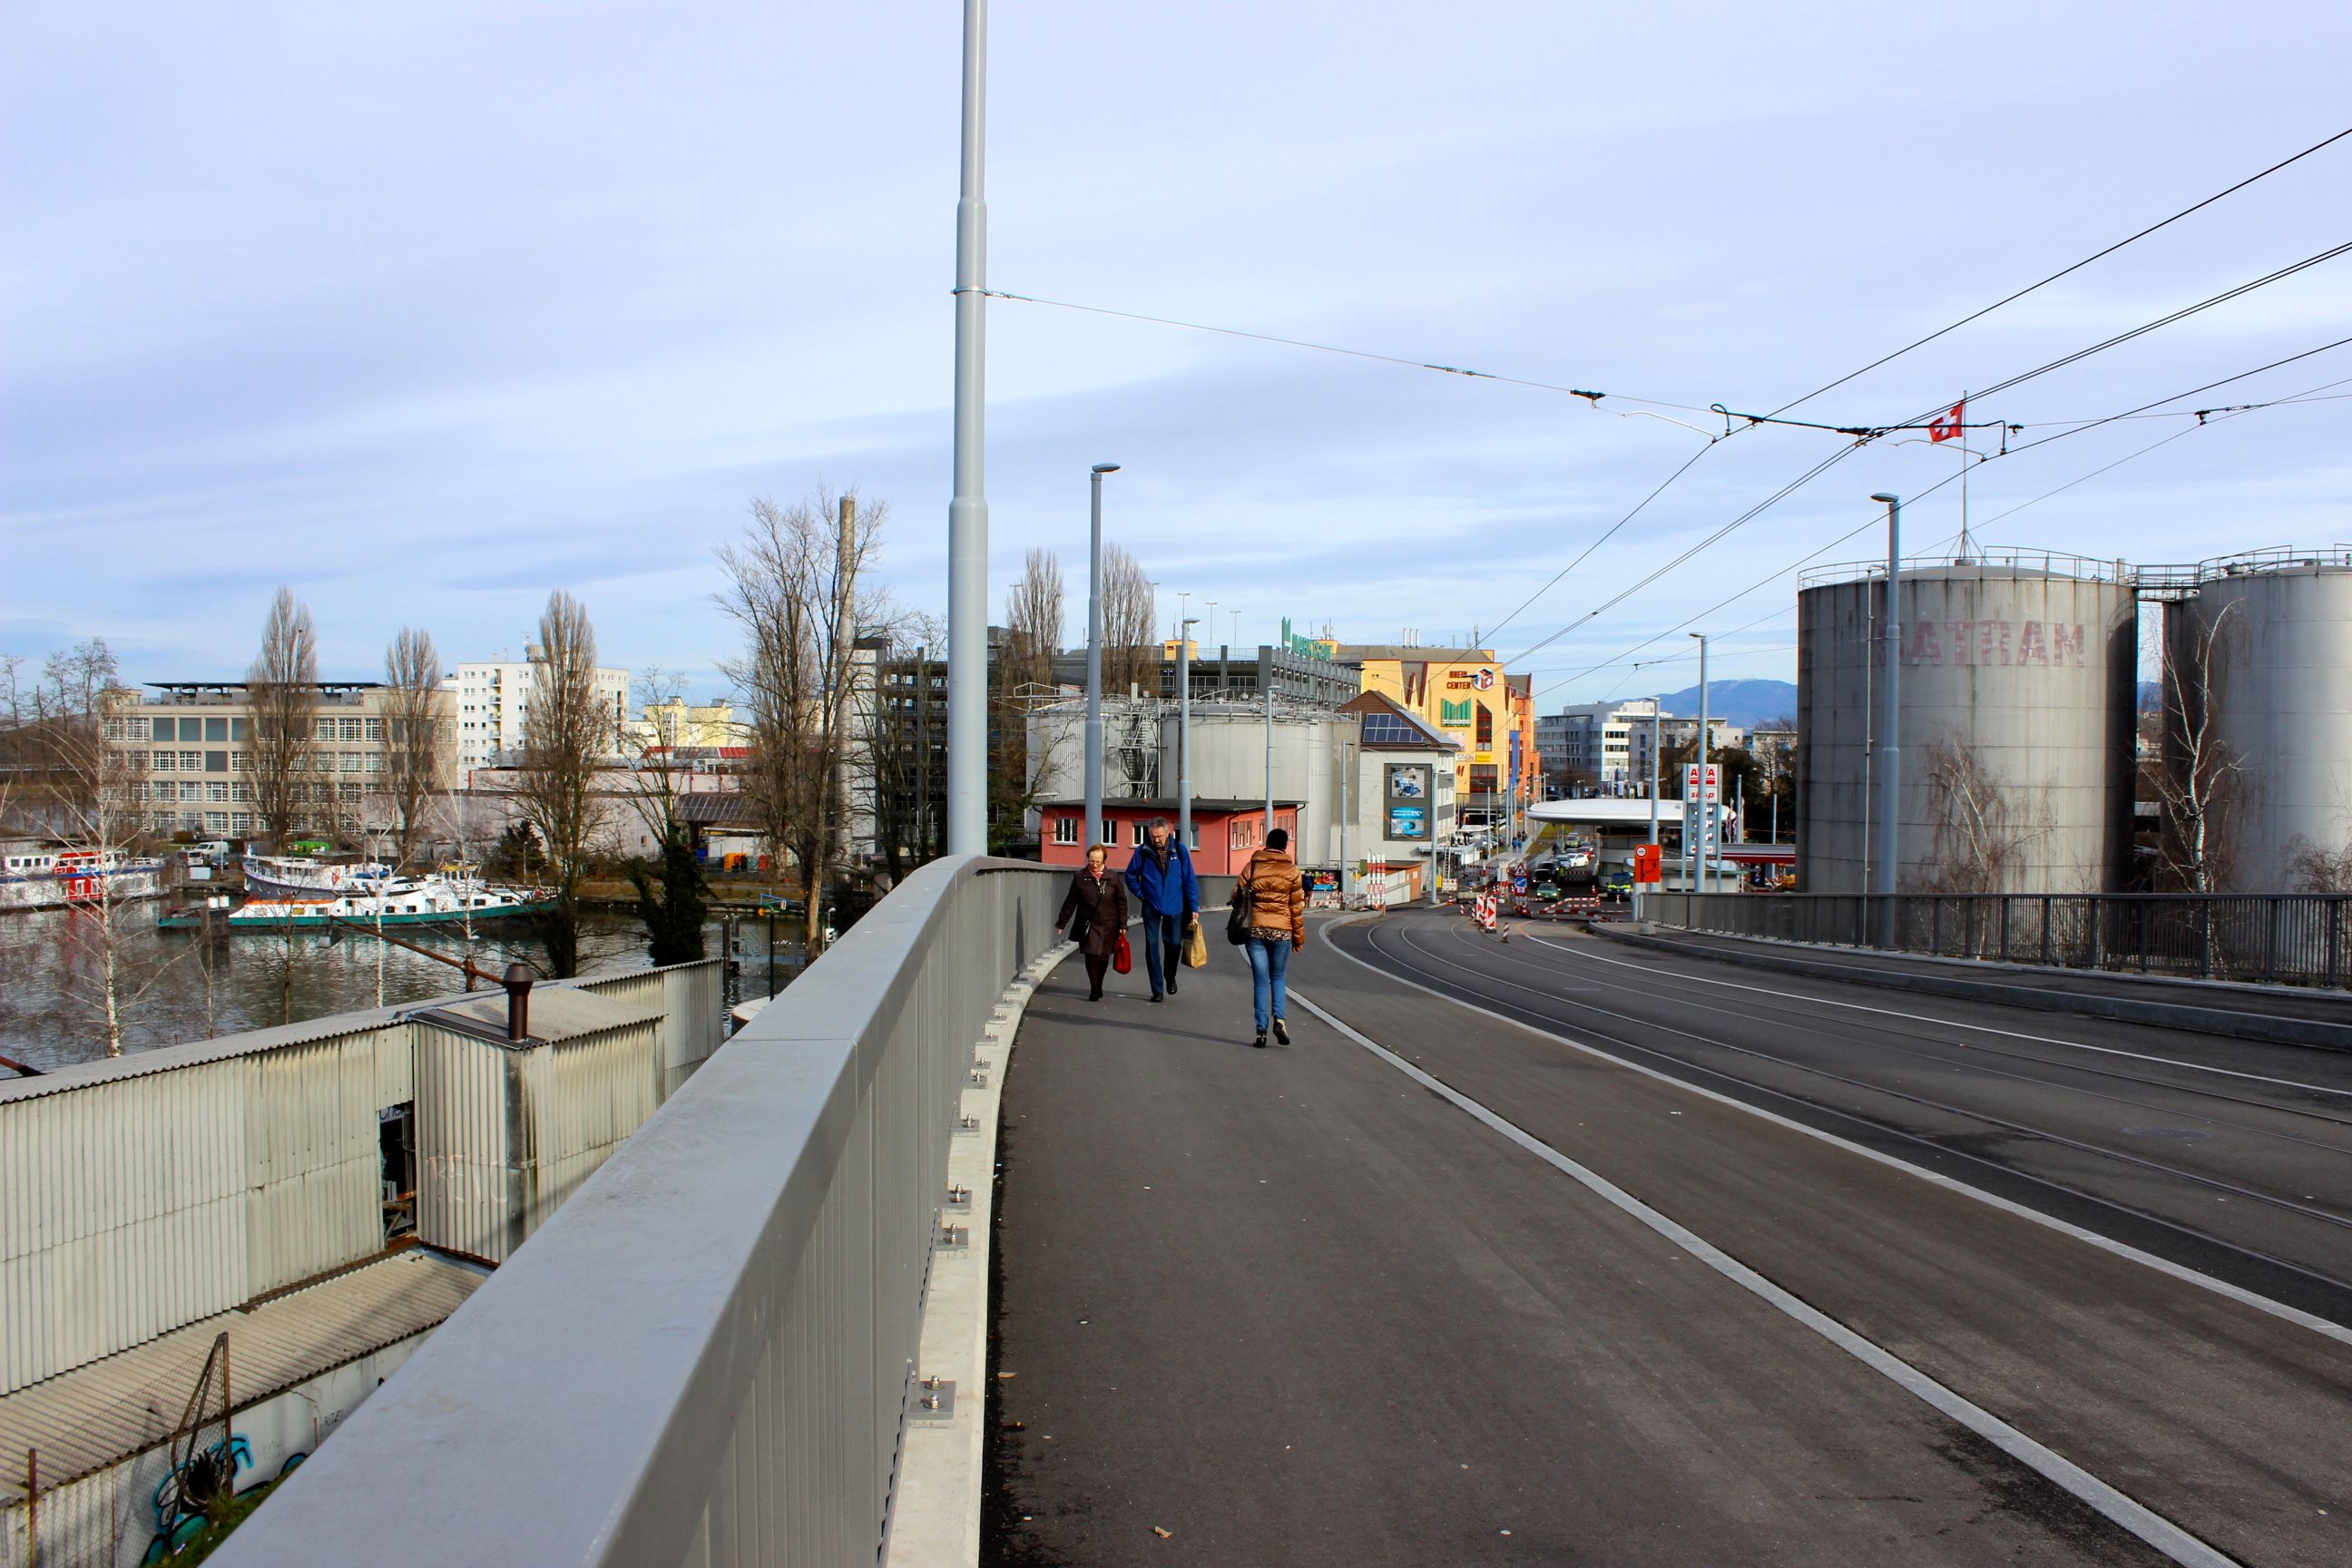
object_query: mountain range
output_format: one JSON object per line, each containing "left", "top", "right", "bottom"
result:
{"left": 1648, "top": 679, "right": 1797, "bottom": 729}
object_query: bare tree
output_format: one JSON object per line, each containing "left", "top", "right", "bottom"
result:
{"left": 382, "top": 626, "right": 447, "bottom": 869}
{"left": 245, "top": 587, "right": 321, "bottom": 846}
{"left": 1101, "top": 543, "right": 1158, "bottom": 698}
{"left": 2155, "top": 600, "right": 2248, "bottom": 894}
{"left": 1004, "top": 548, "right": 1064, "bottom": 690}
{"left": 11, "top": 640, "right": 182, "bottom": 1055}
{"left": 717, "top": 489, "right": 885, "bottom": 959}
{"left": 623, "top": 664, "right": 692, "bottom": 844}
{"left": 1919, "top": 740, "right": 2050, "bottom": 897}
{"left": 511, "top": 591, "right": 605, "bottom": 976}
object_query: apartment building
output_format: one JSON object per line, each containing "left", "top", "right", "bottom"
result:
{"left": 108, "top": 681, "right": 456, "bottom": 841}
{"left": 450, "top": 650, "right": 631, "bottom": 770}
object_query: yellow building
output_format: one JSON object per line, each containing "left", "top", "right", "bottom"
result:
{"left": 630, "top": 700, "right": 748, "bottom": 753}
{"left": 1333, "top": 644, "right": 1539, "bottom": 833}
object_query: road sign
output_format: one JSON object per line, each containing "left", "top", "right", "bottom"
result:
{"left": 1633, "top": 844, "right": 1661, "bottom": 884}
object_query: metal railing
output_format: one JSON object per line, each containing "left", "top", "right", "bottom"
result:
{"left": 1644, "top": 892, "right": 2352, "bottom": 990}
{"left": 215, "top": 856, "right": 1063, "bottom": 1568}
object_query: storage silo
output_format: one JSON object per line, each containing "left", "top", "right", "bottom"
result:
{"left": 2162, "top": 548, "right": 2352, "bottom": 889}
{"left": 1797, "top": 552, "right": 2138, "bottom": 894}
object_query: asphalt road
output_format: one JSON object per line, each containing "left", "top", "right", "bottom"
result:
{"left": 1341, "top": 912, "right": 2352, "bottom": 1322}
{"left": 984, "top": 917, "right": 2352, "bottom": 1566}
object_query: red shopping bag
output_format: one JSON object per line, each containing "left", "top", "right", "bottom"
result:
{"left": 1112, "top": 930, "right": 1133, "bottom": 975}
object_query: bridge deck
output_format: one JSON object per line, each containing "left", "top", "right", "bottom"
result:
{"left": 985, "top": 916, "right": 2352, "bottom": 1565}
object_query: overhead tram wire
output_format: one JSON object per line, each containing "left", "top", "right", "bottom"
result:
{"left": 1508, "top": 260, "right": 2352, "bottom": 680}
{"left": 974, "top": 289, "right": 1711, "bottom": 416}
{"left": 1764, "top": 122, "right": 2352, "bottom": 417}
{"left": 1539, "top": 345, "right": 2352, "bottom": 696}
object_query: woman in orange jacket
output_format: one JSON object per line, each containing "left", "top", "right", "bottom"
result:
{"left": 1237, "top": 827, "right": 1308, "bottom": 1047}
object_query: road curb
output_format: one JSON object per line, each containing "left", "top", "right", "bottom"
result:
{"left": 1591, "top": 924, "right": 2352, "bottom": 1052}
{"left": 882, "top": 938, "right": 1073, "bottom": 1568}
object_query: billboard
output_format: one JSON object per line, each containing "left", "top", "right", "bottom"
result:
{"left": 1384, "top": 763, "right": 1434, "bottom": 841}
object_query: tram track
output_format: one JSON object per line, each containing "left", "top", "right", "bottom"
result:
{"left": 1338, "top": 912, "right": 2352, "bottom": 1313}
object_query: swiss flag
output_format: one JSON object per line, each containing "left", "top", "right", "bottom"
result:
{"left": 1929, "top": 399, "right": 1966, "bottom": 442}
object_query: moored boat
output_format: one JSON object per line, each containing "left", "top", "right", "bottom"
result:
{"left": 158, "top": 872, "right": 553, "bottom": 931}
{"left": 240, "top": 855, "right": 394, "bottom": 897}
{"left": 1, "top": 845, "right": 167, "bottom": 912}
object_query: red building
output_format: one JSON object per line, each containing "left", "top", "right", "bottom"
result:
{"left": 1038, "top": 798, "right": 1301, "bottom": 876}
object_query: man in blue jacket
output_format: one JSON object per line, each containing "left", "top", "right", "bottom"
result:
{"left": 1122, "top": 817, "right": 1200, "bottom": 1004}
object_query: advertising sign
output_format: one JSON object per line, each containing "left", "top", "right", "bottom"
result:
{"left": 1384, "top": 763, "right": 1434, "bottom": 841}
{"left": 1682, "top": 764, "right": 1721, "bottom": 860}
{"left": 1305, "top": 867, "right": 1339, "bottom": 896}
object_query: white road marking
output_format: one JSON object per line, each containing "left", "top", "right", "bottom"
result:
{"left": 1534, "top": 928, "right": 2352, "bottom": 1099}
{"left": 1289, "top": 979, "right": 2246, "bottom": 1568}
{"left": 1317, "top": 916, "right": 2352, "bottom": 1351}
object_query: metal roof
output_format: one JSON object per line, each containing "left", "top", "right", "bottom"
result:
{"left": 0, "top": 1250, "right": 484, "bottom": 1501}
{"left": 420, "top": 986, "right": 666, "bottom": 1047}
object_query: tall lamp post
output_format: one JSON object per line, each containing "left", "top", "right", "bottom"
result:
{"left": 1083, "top": 463, "right": 1120, "bottom": 850}
{"left": 1868, "top": 493, "right": 1903, "bottom": 945}
{"left": 1178, "top": 615, "right": 1199, "bottom": 855}
{"left": 946, "top": 0, "right": 989, "bottom": 854}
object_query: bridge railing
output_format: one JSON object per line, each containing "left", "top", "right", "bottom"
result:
{"left": 217, "top": 855, "right": 1064, "bottom": 1568}
{"left": 1644, "top": 891, "right": 2352, "bottom": 990}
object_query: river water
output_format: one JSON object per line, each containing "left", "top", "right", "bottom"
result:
{"left": 0, "top": 904, "right": 806, "bottom": 1073}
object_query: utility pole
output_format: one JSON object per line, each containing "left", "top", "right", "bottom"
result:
{"left": 1178, "top": 614, "right": 1198, "bottom": 856}
{"left": 1649, "top": 705, "right": 1661, "bottom": 848}
{"left": 1869, "top": 493, "right": 1903, "bottom": 944}
{"left": 946, "top": 0, "right": 990, "bottom": 855}
{"left": 1695, "top": 632, "right": 1710, "bottom": 893}
{"left": 1263, "top": 672, "right": 1275, "bottom": 840}
{"left": 1083, "top": 464, "right": 1118, "bottom": 850}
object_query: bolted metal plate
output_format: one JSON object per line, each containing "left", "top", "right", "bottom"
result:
{"left": 911, "top": 1377, "right": 956, "bottom": 1420}
{"left": 936, "top": 1223, "right": 969, "bottom": 1250}
{"left": 945, "top": 1185, "right": 973, "bottom": 1210}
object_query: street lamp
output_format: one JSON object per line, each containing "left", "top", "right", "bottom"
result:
{"left": 1869, "top": 492, "right": 1902, "bottom": 945}
{"left": 1178, "top": 615, "right": 1199, "bottom": 857}
{"left": 1688, "top": 632, "right": 1709, "bottom": 893}
{"left": 1085, "top": 463, "right": 1120, "bottom": 852}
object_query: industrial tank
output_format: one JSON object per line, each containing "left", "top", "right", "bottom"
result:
{"left": 1796, "top": 552, "right": 2138, "bottom": 895}
{"left": 2162, "top": 548, "right": 2352, "bottom": 889}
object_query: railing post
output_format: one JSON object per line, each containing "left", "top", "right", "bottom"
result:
{"left": 2087, "top": 897, "right": 2103, "bottom": 972}
{"left": 1998, "top": 897, "right": 2011, "bottom": 965}
{"left": 2040, "top": 895, "right": 2051, "bottom": 967}
{"left": 1931, "top": 897, "right": 1942, "bottom": 958}
{"left": 2328, "top": 897, "right": 2343, "bottom": 991}
{"left": 2265, "top": 896, "right": 2280, "bottom": 985}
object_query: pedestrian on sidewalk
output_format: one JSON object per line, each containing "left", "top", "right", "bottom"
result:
{"left": 1122, "top": 817, "right": 1199, "bottom": 1004}
{"left": 1240, "top": 827, "right": 1308, "bottom": 1048}
{"left": 1055, "top": 844, "right": 1129, "bottom": 1002}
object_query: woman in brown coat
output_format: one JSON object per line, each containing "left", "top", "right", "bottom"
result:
{"left": 1238, "top": 827, "right": 1308, "bottom": 1047}
{"left": 1055, "top": 843, "right": 1130, "bottom": 1002}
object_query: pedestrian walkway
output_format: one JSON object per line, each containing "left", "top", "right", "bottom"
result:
{"left": 982, "top": 926, "right": 2291, "bottom": 1566}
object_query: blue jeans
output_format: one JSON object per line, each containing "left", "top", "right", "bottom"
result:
{"left": 1245, "top": 936, "right": 1292, "bottom": 1033}
{"left": 1140, "top": 911, "right": 1184, "bottom": 996}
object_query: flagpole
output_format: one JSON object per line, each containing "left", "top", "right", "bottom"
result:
{"left": 1957, "top": 388, "right": 1971, "bottom": 561}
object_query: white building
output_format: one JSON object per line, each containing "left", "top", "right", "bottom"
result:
{"left": 450, "top": 650, "right": 631, "bottom": 770}
{"left": 1537, "top": 699, "right": 1661, "bottom": 796}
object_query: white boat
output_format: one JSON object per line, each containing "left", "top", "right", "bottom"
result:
{"left": 161, "top": 871, "right": 552, "bottom": 931}
{"left": 0, "top": 845, "right": 167, "bottom": 912}
{"left": 241, "top": 855, "right": 394, "bottom": 897}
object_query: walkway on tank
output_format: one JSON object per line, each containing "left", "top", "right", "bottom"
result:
{"left": 984, "top": 911, "right": 2352, "bottom": 1567}
{"left": 1603, "top": 922, "right": 2352, "bottom": 1049}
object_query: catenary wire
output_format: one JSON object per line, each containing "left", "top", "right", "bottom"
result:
{"left": 1766, "top": 122, "right": 2352, "bottom": 416}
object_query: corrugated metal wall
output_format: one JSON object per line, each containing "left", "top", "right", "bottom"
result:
{"left": 3, "top": 960, "right": 721, "bottom": 1395}
{"left": 0, "top": 1021, "right": 402, "bottom": 1397}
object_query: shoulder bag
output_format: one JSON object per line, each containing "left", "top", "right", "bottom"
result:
{"left": 1225, "top": 877, "right": 1254, "bottom": 946}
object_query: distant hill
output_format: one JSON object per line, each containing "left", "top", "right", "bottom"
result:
{"left": 1650, "top": 679, "right": 1796, "bottom": 729}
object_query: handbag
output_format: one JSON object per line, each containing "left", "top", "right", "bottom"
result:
{"left": 1112, "top": 930, "right": 1133, "bottom": 975}
{"left": 1182, "top": 917, "right": 1209, "bottom": 968}
{"left": 1225, "top": 878, "right": 1254, "bottom": 946}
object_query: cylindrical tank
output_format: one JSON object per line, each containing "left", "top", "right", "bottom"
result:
{"left": 1796, "top": 553, "right": 2138, "bottom": 895}
{"left": 2163, "top": 548, "right": 2352, "bottom": 890}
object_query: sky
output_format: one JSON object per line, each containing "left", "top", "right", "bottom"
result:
{"left": 5, "top": 3, "right": 2348, "bottom": 710}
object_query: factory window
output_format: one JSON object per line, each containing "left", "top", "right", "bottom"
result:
{"left": 179, "top": 750, "right": 201, "bottom": 770}
{"left": 231, "top": 781, "right": 253, "bottom": 803}
{"left": 207, "top": 782, "right": 229, "bottom": 803}
{"left": 1475, "top": 705, "right": 1494, "bottom": 747}
{"left": 1054, "top": 817, "right": 1078, "bottom": 846}
{"left": 181, "top": 781, "right": 203, "bottom": 802}
{"left": 179, "top": 718, "right": 204, "bottom": 741}
{"left": 316, "top": 718, "right": 337, "bottom": 740}
{"left": 1132, "top": 820, "right": 1150, "bottom": 846}
{"left": 231, "top": 718, "right": 248, "bottom": 741}
{"left": 152, "top": 750, "right": 175, "bottom": 772}
{"left": 231, "top": 812, "right": 254, "bottom": 834}
{"left": 205, "top": 718, "right": 228, "bottom": 741}
{"left": 204, "top": 812, "right": 229, "bottom": 832}
{"left": 365, "top": 718, "right": 384, "bottom": 740}
{"left": 339, "top": 718, "right": 363, "bottom": 740}
{"left": 206, "top": 750, "right": 228, "bottom": 773}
